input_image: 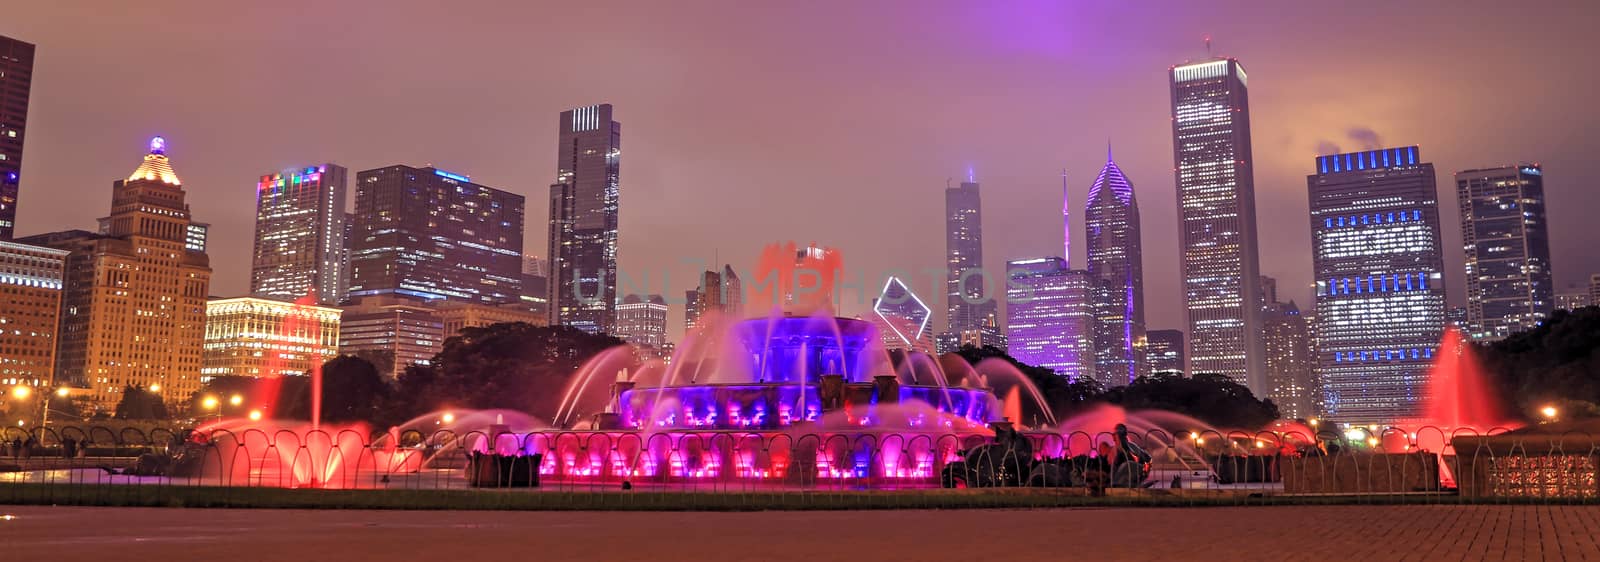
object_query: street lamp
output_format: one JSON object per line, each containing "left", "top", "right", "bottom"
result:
{"left": 248, "top": 409, "right": 263, "bottom": 421}
{"left": 229, "top": 394, "right": 244, "bottom": 407}
{"left": 10, "top": 385, "right": 29, "bottom": 400}
{"left": 1541, "top": 405, "right": 1559, "bottom": 423}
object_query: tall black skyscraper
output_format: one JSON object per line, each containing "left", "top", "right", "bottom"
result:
{"left": 1169, "top": 58, "right": 1265, "bottom": 395}
{"left": 1085, "top": 147, "right": 1147, "bottom": 385}
{"left": 944, "top": 179, "right": 994, "bottom": 338}
{"left": 1456, "top": 164, "right": 1553, "bottom": 341}
{"left": 0, "top": 35, "right": 35, "bottom": 240}
{"left": 549, "top": 104, "right": 621, "bottom": 334}
{"left": 348, "top": 165, "right": 524, "bottom": 304}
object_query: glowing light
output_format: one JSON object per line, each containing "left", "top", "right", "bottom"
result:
{"left": 149, "top": 136, "right": 166, "bottom": 154}
{"left": 1308, "top": 418, "right": 1319, "bottom": 427}
{"left": 1541, "top": 405, "right": 1558, "bottom": 419}
{"left": 149, "top": 384, "right": 161, "bottom": 393}
{"left": 1366, "top": 437, "right": 1379, "bottom": 447}
{"left": 442, "top": 412, "right": 456, "bottom": 424}
{"left": 248, "top": 410, "right": 263, "bottom": 421}
{"left": 202, "top": 396, "right": 219, "bottom": 410}
{"left": 10, "top": 386, "right": 29, "bottom": 400}
{"left": 230, "top": 394, "right": 243, "bottom": 407}
{"left": 54, "top": 387, "right": 69, "bottom": 398}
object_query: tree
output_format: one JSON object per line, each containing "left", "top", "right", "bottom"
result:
{"left": 387, "top": 322, "right": 630, "bottom": 426}
{"left": 278, "top": 355, "right": 391, "bottom": 423}
{"left": 1478, "top": 307, "right": 1600, "bottom": 421}
{"left": 114, "top": 385, "right": 169, "bottom": 420}
{"left": 949, "top": 346, "right": 1280, "bottom": 429}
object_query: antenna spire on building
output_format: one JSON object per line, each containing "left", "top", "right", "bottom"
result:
{"left": 1061, "top": 168, "right": 1071, "bottom": 268}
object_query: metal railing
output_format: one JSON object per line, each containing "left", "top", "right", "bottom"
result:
{"left": 2, "top": 424, "right": 1590, "bottom": 508}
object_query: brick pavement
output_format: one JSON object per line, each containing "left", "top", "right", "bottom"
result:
{"left": 2, "top": 504, "right": 1598, "bottom": 561}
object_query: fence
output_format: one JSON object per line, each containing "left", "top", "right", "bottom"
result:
{"left": 2, "top": 424, "right": 1594, "bottom": 508}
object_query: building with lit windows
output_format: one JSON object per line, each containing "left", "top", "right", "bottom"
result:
{"left": 348, "top": 165, "right": 524, "bottom": 305}
{"left": 0, "top": 240, "right": 65, "bottom": 388}
{"left": 1145, "top": 329, "right": 1184, "bottom": 376}
{"left": 20, "top": 137, "right": 212, "bottom": 412}
{"left": 251, "top": 164, "right": 348, "bottom": 305}
{"left": 944, "top": 179, "right": 996, "bottom": 346}
{"left": 0, "top": 35, "right": 34, "bottom": 241}
{"left": 203, "top": 297, "right": 341, "bottom": 380}
{"left": 1005, "top": 257, "right": 1094, "bottom": 382}
{"left": 519, "top": 255, "right": 550, "bottom": 320}
{"left": 434, "top": 300, "right": 548, "bottom": 337}
{"left": 1308, "top": 146, "right": 1447, "bottom": 424}
{"left": 615, "top": 294, "right": 669, "bottom": 351}
{"left": 1085, "top": 148, "right": 1147, "bottom": 386}
{"left": 1262, "top": 298, "right": 1316, "bottom": 419}
{"left": 1169, "top": 58, "right": 1265, "bottom": 395}
{"left": 548, "top": 104, "right": 621, "bottom": 334}
{"left": 1456, "top": 164, "right": 1553, "bottom": 340}
{"left": 1590, "top": 274, "right": 1600, "bottom": 308}
{"left": 872, "top": 276, "right": 933, "bottom": 352}
{"left": 338, "top": 295, "right": 445, "bottom": 378}
{"left": 1556, "top": 291, "right": 1589, "bottom": 311}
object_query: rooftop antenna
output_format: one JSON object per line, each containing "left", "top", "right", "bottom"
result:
{"left": 1204, "top": 35, "right": 1213, "bottom": 57}
{"left": 1061, "top": 168, "right": 1071, "bottom": 268}
{"left": 967, "top": 165, "right": 975, "bottom": 183}
{"left": 946, "top": 177, "right": 952, "bottom": 189}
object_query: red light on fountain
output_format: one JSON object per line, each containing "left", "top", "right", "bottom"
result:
{"left": 1416, "top": 327, "right": 1517, "bottom": 433}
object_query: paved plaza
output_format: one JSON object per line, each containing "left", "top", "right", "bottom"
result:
{"left": 2, "top": 504, "right": 1598, "bottom": 561}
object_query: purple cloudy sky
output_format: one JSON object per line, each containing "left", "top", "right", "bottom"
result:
{"left": 9, "top": 1, "right": 1599, "bottom": 337}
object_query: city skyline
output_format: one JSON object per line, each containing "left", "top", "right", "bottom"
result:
{"left": 5, "top": 3, "right": 1600, "bottom": 344}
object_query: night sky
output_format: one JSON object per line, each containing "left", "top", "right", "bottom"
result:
{"left": 9, "top": 1, "right": 1599, "bottom": 338}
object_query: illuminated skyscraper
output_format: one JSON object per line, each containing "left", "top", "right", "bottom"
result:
{"left": 21, "top": 137, "right": 212, "bottom": 411}
{"left": 1005, "top": 257, "right": 1095, "bottom": 382}
{"left": 549, "top": 104, "right": 621, "bottom": 334}
{"left": 519, "top": 255, "right": 550, "bottom": 320}
{"left": 615, "top": 294, "right": 670, "bottom": 351}
{"left": 203, "top": 297, "right": 341, "bottom": 380}
{"left": 1144, "top": 329, "right": 1185, "bottom": 376}
{"left": 1309, "top": 146, "right": 1447, "bottom": 424}
{"left": 945, "top": 179, "right": 995, "bottom": 340}
{"left": 1590, "top": 274, "right": 1600, "bottom": 307}
{"left": 250, "top": 164, "right": 348, "bottom": 305}
{"left": 348, "top": 165, "right": 524, "bottom": 304}
{"left": 1169, "top": 58, "right": 1265, "bottom": 393}
{"left": 1262, "top": 299, "right": 1316, "bottom": 419}
{"left": 0, "top": 35, "right": 34, "bottom": 240}
{"left": 1085, "top": 148, "right": 1146, "bottom": 385}
{"left": 1456, "top": 164, "right": 1553, "bottom": 340}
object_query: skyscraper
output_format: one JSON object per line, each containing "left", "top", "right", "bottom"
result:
{"left": 21, "top": 137, "right": 212, "bottom": 411}
{"left": 519, "top": 255, "right": 550, "bottom": 320}
{"left": 348, "top": 165, "right": 524, "bottom": 305}
{"left": 1262, "top": 298, "right": 1316, "bottom": 419}
{"left": 686, "top": 265, "right": 742, "bottom": 333}
{"left": 1144, "top": 330, "right": 1185, "bottom": 376}
{"left": 1309, "top": 146, "right": 1447, "bottom": 424}
{"left": 1169, "top": 58, "right": 1265, "bottom": 394}
{"left": 1457, "top": 164, "right": 1553, "bottom": 340}
{"left": 945, "top": 179, "right": 995, "bottom": 341}
{"left": 0, "top": 35, "right": 34, "bottom": 240}
{"left": 1590, "top": 274, "right": 1600, "bottom": 307}
{"left": 251, "top": 164, "right": 349, "bottom": 305}
{"left": 549, "top": 104, "right": 621, "bottom": 334}
{"left": 1005, "top": 257, "right": 1095, "bottom": 382}
{"left": 1085, "top": 148, "right": 1146, "bottom": 385}
{"left": 615, "top": 294, "right": 670, "bottom": 351}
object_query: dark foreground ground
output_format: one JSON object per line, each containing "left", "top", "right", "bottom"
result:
{"left": 2, "top": 504, "right": 1599, "bottom": 561}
